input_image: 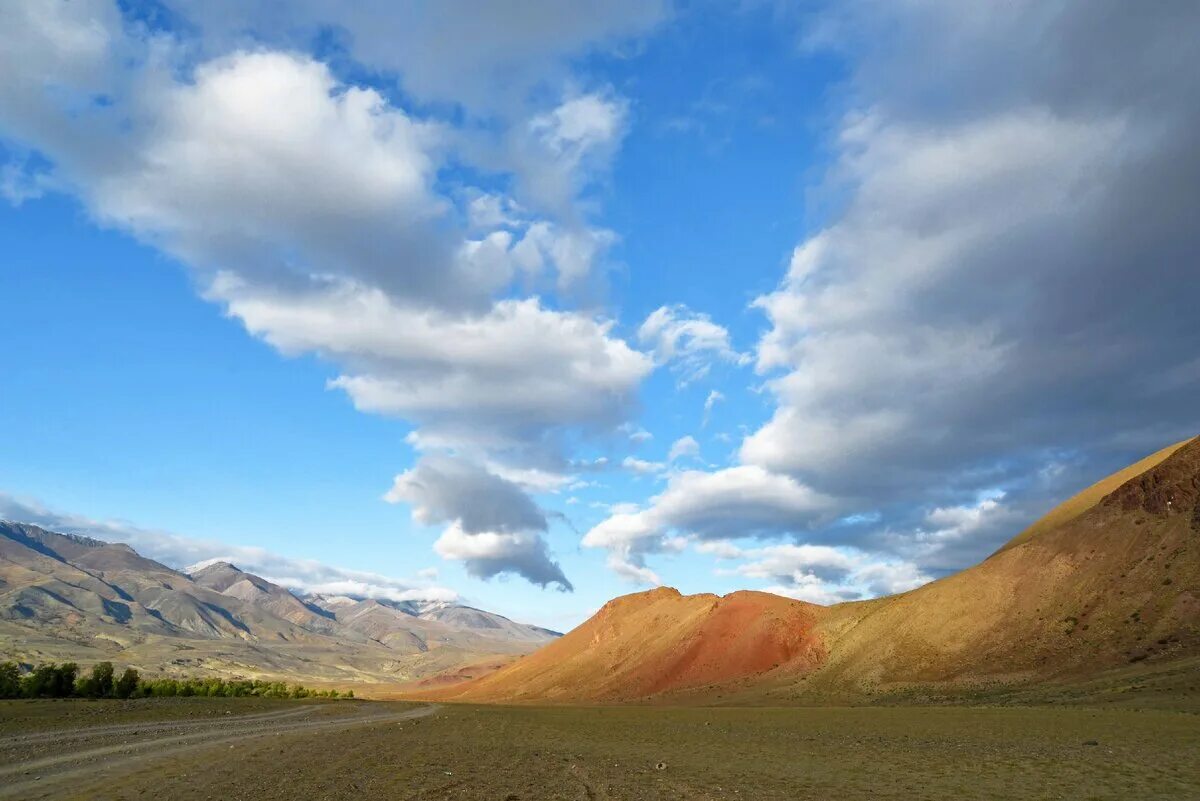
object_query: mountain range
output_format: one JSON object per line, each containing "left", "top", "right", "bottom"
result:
{"left": 0, "top": 522, "right": 556, "bottom": 685}
{"left": 5, "top": 435, "right": 1197, "bottom": 702}
{"left": 424, "top": 435, "right": 1200, "bottom": 704}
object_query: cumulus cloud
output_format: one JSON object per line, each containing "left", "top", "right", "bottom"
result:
{"left": 730, "top": 543, "right": 929, "bottom": 601}
{"left": 694, "top": 539, "right": 931, "bottom": 605}
{"left": 593, "top": 0, "right": 1200, "bottom": 588}
{"left": 162, "top": 0, "right": 668, "bottom": 113}
{"left": 218, "top": 278, "right": 650, "bottom": 457}
{"left": 384, "top": 455, "right": 548, "bottom": 534}
{"left": 383, "top": 455, "right": 572, "bottom": 590}
{"left": 0, "top": 2, "right": 661, "bottom": 588}
{"left": 606, "top": 554, "right": 662, "bottom": 586}
{"left": 883, "top": 491, "right": 1025, "bottom": 572}
{"left": 743, "top": 0, "right": 1200, "bottom": 510}
{"left": 0, "top": 492, "right": 458, "bottom": 603}
{"left": 583, "top": 466, "right": 833, "bottom": 583}
{"left": 638, "top": 305, "right": 750, "bottom": 385}
{"left": 434, "top": 523, "right": 572, "bottom": 591}
{"left": 519, "top": 92, "right": 630, "bottom": 222}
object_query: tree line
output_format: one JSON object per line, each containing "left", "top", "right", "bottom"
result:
{"left": 0, "top": 661, "right": 354, "bottom": 700}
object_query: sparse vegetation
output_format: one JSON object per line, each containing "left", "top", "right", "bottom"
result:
{"left": 0, "top": 661, "right": 352, "bottom": 700}
{"left": 10, "top": 702, "right": 1190, "bottom": 801}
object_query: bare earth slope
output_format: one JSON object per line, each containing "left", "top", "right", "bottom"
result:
{"left": 429, "top": 436, "right": 1200, "bottom": 704}
{"left": 425, "top": 588, "right": 825, "bottom": 702}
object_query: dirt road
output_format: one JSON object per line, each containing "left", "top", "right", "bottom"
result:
{"left": 0, "top": 701, "right": 437, "bottom": 800}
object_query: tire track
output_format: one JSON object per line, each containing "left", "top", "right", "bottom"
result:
{"left": 0, "top": 704, "right": 314, "bottom": 748}
{"left": 0, "top": 703, "right": 438, "bottom": 800}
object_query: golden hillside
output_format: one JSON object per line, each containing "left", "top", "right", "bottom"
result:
{"left": 420, "top": 436, "right": 1200, "bottom": 704}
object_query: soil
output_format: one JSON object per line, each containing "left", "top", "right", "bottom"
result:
{"left": 1, "top": 698, "right": 1197, "bottom": 800}
{"left": 0, "top": 698, "right": 434, "bottom": 800}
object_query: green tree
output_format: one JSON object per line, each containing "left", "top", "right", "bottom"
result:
{"left": 75, "top": 675, "right": 97, "bottom": 697}
{"left": 52, "top": 663, "right": 79, "bottom": 697}
{"left": 22, "top": 664, "right": 57, "bottom": 697}
{"left": 0, "top": 662, "right": 20, "bottom": 698}
{"left": 90, "top": 662, "right": 115, "bottom": 697}
{"left": 114, "top": 668, "right": 139, "bottom": 699}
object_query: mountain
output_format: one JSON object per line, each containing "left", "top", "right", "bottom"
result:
{"left": 428, "top": 435, "right": 1200, "bottom": 704}
{"left": 415, "top": 602, "right": 561, "bottom": 643}
{"left": 424, "top": 588, "right": 825, "bottom": 702}
{"left": 303, "top": 594, "right": 557, "bottom": 654}
{"left": 0, "top": 523, "right": 556, "bottom": 686}
{"left": 189, "top": 560, "right": 334, "bottom": 632}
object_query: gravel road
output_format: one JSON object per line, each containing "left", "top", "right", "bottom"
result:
{"left": 0, "top": 702, "right": 437, "bottom": 800}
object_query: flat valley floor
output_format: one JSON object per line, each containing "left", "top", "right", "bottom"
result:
{"left": 1, "top": 697, "right": 1198, "bottom": 800}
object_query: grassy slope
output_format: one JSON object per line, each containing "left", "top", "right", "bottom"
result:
{"left": 796, "top": 436, "right": 1200, "bottom": 696}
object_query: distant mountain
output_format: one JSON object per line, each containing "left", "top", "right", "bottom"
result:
{"left": 427, "top": 436, "right": 1200, "bottom": 704}
{"left": 0, "top": 523, "right": 556, "bottom": 686}
{"left": 299, "top": 593, "right": 557, "bottom": 654}
{"left": 189, "top": 560, "right": 334, "bottom": 632}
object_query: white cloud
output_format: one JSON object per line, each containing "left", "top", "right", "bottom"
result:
{"left": 609, "top": 0, "right": 1200, "bottom": 589}
{"left": 731, "top": 543, "right": 931, "bottom": 604}
{"left": 465, "top": 191, "right": 523, "bottom": 231}
{"left": 383, "top": 455, "right": 574, "bottom": 590}
{"left": 667, "top": 435, "right": 700, "bottom": 463}
{"left": 583, "top": 465, "right": 833, "bottom": 581}
{"left": 702, "top": 389, "right": 724, "bottom": 427}
{"left": 217, "top": 278, "right": 652, "bottom": 459}
{"left": 502, "top": 91, "right": 630, "bottom": 229}
{"left": 694, "top": 539, "right": 743, "bottom": 559}
{"left": 638, "top": 304, "right": 750, "bottom": 385}
{"left": 880, "top": 491, "right": 1023, "bottom": 571}
{"left": 620, "top": 424, "right": 653, "bottom": 444}
{"left": 606, "top": 554, "right": 661, "bottom": 586}
{"left": 621, "top": 456, "right": 667, "bottom": 475}
{"left": 434, "top": 522, "right": 572, "bottom": 591}
{"left": 740, "top": 1, "right": 1200, "bottom": 516}
{"left": 732, "top": 544, "right": 858, "bottom": 581}
{"left": 0, "top": 4, "right": 660, "bottom": 590}
{"left": 762, "top": 577, "right": 846, "bottom": 606}
{"left": 384, "top": 455, "right": 548, "bottom": 535}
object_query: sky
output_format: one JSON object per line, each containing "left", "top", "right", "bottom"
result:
{"left": 1, "top": 1, "right": 1197, "bottom": 631}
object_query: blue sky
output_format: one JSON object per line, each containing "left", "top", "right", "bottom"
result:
{"left": 2, "top": 1, "right": 1198, "bottom": 630}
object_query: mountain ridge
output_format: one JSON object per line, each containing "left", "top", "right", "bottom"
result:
{"left": 0, "top": 522, "right": 557, "bottom": 686}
